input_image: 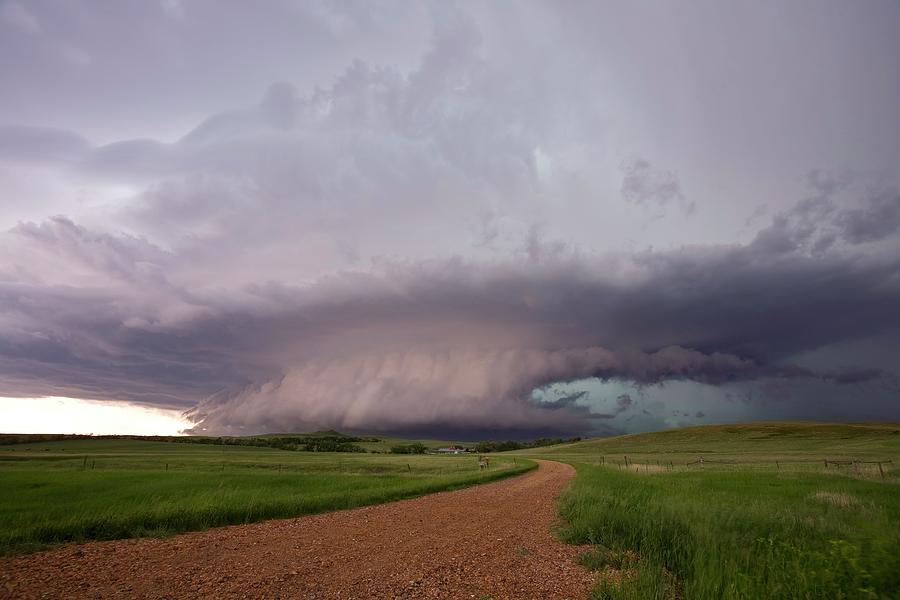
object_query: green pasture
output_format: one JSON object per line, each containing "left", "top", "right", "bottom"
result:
{"left": 519, "top": 422, "right": 900, "bottom": 599}
{"left": 519, "top": 421, "right": 900, "bottom": 469}
{"left": 0, "top": 438, "right": 531, "bottom": 555}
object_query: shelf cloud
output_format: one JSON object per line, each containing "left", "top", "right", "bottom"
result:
{"left": 1, "top": 0, "right": 899, "bottom": 435}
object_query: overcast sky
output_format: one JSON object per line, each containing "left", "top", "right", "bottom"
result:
{"left": 1, "top": 0, "right": 899, "bottom": 437}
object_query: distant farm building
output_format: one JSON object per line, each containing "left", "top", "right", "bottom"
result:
{"left": 436, "top": 445, "right": 467, "bottom": 454}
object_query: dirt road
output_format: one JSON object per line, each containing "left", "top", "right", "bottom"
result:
{"left": 1, "top": 460, "right": 593, "bottom": 599}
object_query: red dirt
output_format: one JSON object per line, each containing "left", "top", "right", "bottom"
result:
{"left": 1, "top": 460, "right": 593, "bottom": 599}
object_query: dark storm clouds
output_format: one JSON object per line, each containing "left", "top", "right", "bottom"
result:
{"left": 1, "top": 205, "right": 898, "bottom": 435}
{"left": 1, "top": 0, "right": 899, "bottom": 435}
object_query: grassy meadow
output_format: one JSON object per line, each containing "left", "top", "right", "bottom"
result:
{"left": 520, "top": 422, "right": 900, "bottom": 599}
{"left": 0, "top": 437, "right": 532, "bottom": 555}
{"left": 519, "top": 421, "right": 900, "bottom": 467}
{"left": 5, "top": 421, "right": 899, "bottom": 599}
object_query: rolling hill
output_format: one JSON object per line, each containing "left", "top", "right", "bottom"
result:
{"left": 515, "top": 421, "right": 900, "bottom": 464}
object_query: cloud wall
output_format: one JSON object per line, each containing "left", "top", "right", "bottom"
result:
{"left": 1, "top": 1, "right": 899, "bottom": 435}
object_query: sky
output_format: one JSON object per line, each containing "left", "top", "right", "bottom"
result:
{"left": 1, "top": 0, "right": 899, "bottom": 438}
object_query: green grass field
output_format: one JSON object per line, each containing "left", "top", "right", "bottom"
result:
{"left": 5, "top": 422, "right": 899, "bottom": 598}
{"left": 0, "top": 438, "right": 532, "bottom": 555}
{"left": 518, "top": 421, "right": 900, "bottom": 466}
{"left": 520, "top": 422, "right": 900, "bottom": 599}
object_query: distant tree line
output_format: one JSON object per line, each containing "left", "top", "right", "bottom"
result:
{"left": 0, "top": 433, "right": 375, "bottom": 453}
{"left": 1, "top": 432, "right": 580, "bottom": 454}
{"left": 159, "top": 434, "right": 375, "bottom": 453}
{"left": 389, "top": 442, "right": 427, "bottom": 454}
{"left": 471, "top": 437, "right": 581, "bottom": 453}
{"left": 0, "top": 433, "right": 92, "bottom": 445}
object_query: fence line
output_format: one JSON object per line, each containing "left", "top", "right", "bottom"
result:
{"left": 597, "top": 456, "right": 894, "bottom": 479}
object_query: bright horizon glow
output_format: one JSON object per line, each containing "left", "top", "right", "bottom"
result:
{"left": 0, "top": 396, "right": 192, "bottom": 436}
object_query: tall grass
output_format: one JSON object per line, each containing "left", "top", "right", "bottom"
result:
{"left": 558, "top": 465, "right": 900, "bottom": 599}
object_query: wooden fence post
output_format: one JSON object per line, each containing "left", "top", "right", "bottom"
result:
{"left": 624, "top": 455, "right": 629, "bottom": 468}
{"left": 878, "top": 462, "right": 885, "bottom": 480}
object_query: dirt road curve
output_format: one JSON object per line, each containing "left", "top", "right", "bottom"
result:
{"left": 1, "top": 460, "right": 593, "bottom": 600}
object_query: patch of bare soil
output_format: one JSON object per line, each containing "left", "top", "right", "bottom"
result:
{"left": 1, "top": 460, "right": 593, "bottom": 599}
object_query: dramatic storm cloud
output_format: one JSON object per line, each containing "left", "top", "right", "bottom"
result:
{"left": 1, "top": 1, "right": 899, "bottom": 436}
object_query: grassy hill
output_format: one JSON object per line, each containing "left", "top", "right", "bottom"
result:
{"left": 516, "top": 421, "right": 900, "bottom": 465}
{"left": 522, "top": 422, "right": 900, "bottom": 599}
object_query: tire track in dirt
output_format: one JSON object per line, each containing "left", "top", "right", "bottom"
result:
{"left": 1, "top": 460, "right": 593, "bottom": 599}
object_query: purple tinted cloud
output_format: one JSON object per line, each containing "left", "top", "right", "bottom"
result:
{"left": 1, "top": 207, "right": 897, "bottom": 435}
{"left": 1, "top": 1, "right": 899, "bottom": 435}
